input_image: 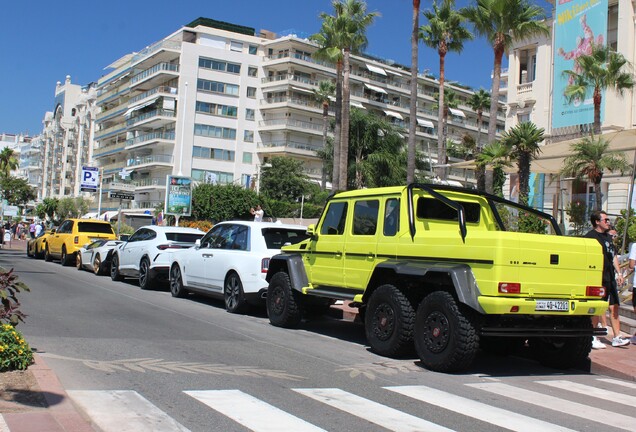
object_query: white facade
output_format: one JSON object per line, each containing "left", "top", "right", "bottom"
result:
{"left": 505, "top": 0, "right": 635, "bottom": 226}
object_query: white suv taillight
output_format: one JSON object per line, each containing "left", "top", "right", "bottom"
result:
{"left": 261, "top": 258, "right": 270, "bottom": 273}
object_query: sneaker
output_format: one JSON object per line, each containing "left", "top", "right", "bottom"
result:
{"left": 592, "top": 337, "right": 606, "bottom": 349}
{"left": 611, "top": 336, "right": 630, "bottom": 347}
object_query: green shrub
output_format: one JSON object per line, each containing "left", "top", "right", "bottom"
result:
{"left": 0, "top": 268, "right": 30, "bottom": 325}
{"left": 0, "top": 323, "right": 33, "bottom": 371}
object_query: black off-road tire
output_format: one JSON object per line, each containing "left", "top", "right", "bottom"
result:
{"left": 110, "top": 254, "right": 123, "bottom": 281}
{"left": 45, "top": 246, "right": 52, "bottom": 262}
{"left": 267, "top": 271, "right": 302, "bottom": 328}
{"left": 414, "top": 291, "right": 478, "bottom": 373}
{"left": 169, "top": 265, "right": 187, "bottom": 298}
{"left": 529, "top": 317, "right": 593, "bottom": 369}
{"left": 224, "top": 272, "right": 247, "bottom": 314}
{"left": 60, "top": 247, "right": 73, "bottom": 266}
{"left": 365, "top": 284, "right": 415, "bottom": 357}
{"left": 139, "top": 258, "right": 154, "bottom": 290}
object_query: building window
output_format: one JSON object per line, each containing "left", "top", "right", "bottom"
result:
{"left": 199, "top": 57, "right": 241, "bottom": 74}
{"left": 195, "top": 101, "right": 238, "bottom": 118}
{"left": 244, "top": 130, "right": 254, "bottom": 142}
{"left": 197, "top": 79, "right": 239, "bottom": 96}
{"left": 192, "top": 169, "right": 233, "bottom": 185}
{"left": 248, "top": 45, "right": 258, "bottom": 55}
{"left": 518, "top": 113, "right": 530, "bottom": 123}
{"left": 193, "top": 146, "right": 235, "bottom": 161}
{"left": 194, "top": 124, "right": 237, "bottom": 140}
{"left": 245, "top": 108, "right": 255, "bottom": 121}
{"left": 248, "top": 67, "right": 258, "bottom": 77}
{"left": 230, "top": 41, "right": 243, "bottom": 52}
{"left": 243, "top": 152, "right": 253, "bottom": 164}
{"left": 247, "top": 87, "right": 257, "bottom": 98}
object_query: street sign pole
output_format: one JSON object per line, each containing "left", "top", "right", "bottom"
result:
{"left": 175, "top": 215, "right": 180, "bottom": 227}
{"left": 117, "top": 198, "right": 122, "bottom": 238}
{"left": 97, "top": 168, "right": 103, "bottom": 218}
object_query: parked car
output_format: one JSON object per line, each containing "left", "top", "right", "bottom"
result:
{"left": 45, "top": 219, "right": 116, "bottom": 265}
{"left": 27, "top": 228, "right": 56, "bottom": 259}
{"left": 110, "top": 226, "right": 205, "bottom": 290}
{"left": 168, "top": 221, "right": 309, "bottom": 313}
{"left": 76, "top": 239, "right": 123, "bottom": 275}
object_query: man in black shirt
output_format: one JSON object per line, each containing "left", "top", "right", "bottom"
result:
{"left": 585, "top": 211, "right": 630, "bottom": 347}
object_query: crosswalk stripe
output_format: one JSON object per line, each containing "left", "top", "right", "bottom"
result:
{"left": 597, "top": 378, "right": 636, "bottom": 390}
{"left": 185, "top": 390, "right": 326, "bottom": 432}
{"left": 294, "top": 388, "right": 454, "bottom": 432}
{"left": 67, "top": 390, "right": 190, "bottom": 432}
{"left": 467, "top": 383, "right": 636, "bottom": 431}
{"left": 537, "top": 380, "right": 636, "bottom": 406}
{"left": 386, "top": 385, "right": 575, "bottom": 432}
{"left": 0, "top": 416, "right": 9, "bottom": 432}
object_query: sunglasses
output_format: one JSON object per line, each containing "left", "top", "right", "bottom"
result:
{"left": 601, "top": 218, "right": 611, "bottom": 223}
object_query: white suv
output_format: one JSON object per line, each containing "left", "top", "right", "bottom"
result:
{"left": 110, "top": 226, "right": 205, "bottom": 290}
{"left": 168, "top": 221, "right": 309, "bottom": 313}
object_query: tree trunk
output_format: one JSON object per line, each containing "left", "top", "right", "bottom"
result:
{"left": 593, "top": 86, "right": 602, "bottom": 135}
{"left": 407, "top": 0, "right": 420, "bottom": 184}
{"left": 321, "top": 102, "right": 329, "bottom": 191}
{"left": 436, "top": 51, "right": 447, "bottom": 180}
{"left": 475, "top": 112, "right": 486, "bottom": 191}
{"left": 340, "top": 49, "right": 351, "bottom": 190}
{"left": 518, "top": 152, "right": 530, "bottom": 206}
{"left": 595, "top": 180, "right": 603, "bottom": 210}
{"left": 486, "top": 40, "right": 505, "bottom": 194}
{"left": 333, "top": 60, "right": 343, "bottom": 190}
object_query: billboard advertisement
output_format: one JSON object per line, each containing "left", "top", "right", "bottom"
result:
{"left": 165, "top": 175, "right": 192, "bottom": 217}
{"left": 552, "top": 0, "right": 607, "bottom": 129}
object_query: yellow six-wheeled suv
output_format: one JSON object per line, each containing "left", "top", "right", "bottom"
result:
{"left": 45, "top": 219, "right": 117, "bottom": 266}
{"left": 265, "top": 184, "right": 608, "bottom": 372}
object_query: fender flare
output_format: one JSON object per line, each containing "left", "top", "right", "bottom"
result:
{"left": 266, "top": 253, "right": 309, "bottom": 292}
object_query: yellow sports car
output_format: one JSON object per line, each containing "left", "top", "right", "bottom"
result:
{"left": 27, "top": 228, "right": 56, "bottom": 259}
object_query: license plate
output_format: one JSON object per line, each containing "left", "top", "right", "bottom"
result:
{"left": 535, "top": 300, "right": 569, "bottom": 312}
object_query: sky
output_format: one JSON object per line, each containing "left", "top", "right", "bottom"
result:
{"left": 0, "top": 0, "right": 552, "bottom": 136}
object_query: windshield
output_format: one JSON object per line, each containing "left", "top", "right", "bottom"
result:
{"left": 262, "top": 228, "right": 309, "bottom": 249}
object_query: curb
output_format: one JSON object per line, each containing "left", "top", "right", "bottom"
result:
{"left": 1, "top": 354, "right": 96, "bottom": 432}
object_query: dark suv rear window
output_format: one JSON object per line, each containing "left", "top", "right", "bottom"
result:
{"left": 166, "top": 233, "right": 204, "bottom": 243}
{"left": 78, "top": 222, "right": 115, "bottom": 234}
{"left": 262, "top": 228, "right": 309, "bottom": 249}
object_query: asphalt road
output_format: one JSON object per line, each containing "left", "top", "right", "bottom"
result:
{"left": 2, "top": 249, "right": 635, "bottom": 432}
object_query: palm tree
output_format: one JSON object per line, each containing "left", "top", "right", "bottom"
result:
{"left": 476, "top": 141, "right": 512, "bottom": 196}
{"left": 462, "top": 0, "right": 549, "bottom": 193}
{"left": 407, "top": 0, "right": 421, "bottom": 184}
{"left": 0, "top": 147, "right": 19, "bottom": 178}
{"left": 560, "top": 135, "right": 630, "bottom": 211}
{"left": 420, "top": 0, "right": 473, "bottom": 181}
{"left": 313, "top": 80, "right": 336, "bottom": 190}
{"left": 332, "top": 0, "right": 379, "bottom": 190}
{"left": 564, "top": 44, "right": 635, "bottom": 135}
{"left": 467, "top": 88, "right": 491, "bottom": 191}
{"left": 499, "top": 122, "right": 545, "bottom": 206}
{"left": 312, "top": 14, "right": 343, "bottom": 190}
{"left": 433, "top": 88, "right": 459, "bottom": 176}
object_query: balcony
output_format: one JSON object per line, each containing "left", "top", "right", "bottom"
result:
{"left": 127, "top": 154, "right": 173, "bottom": 169}
{"left": 129, "top": 85, "right": 178, "bottom": 105}
{"left": 126, "top": 131, "right": 175, "bottom": 150}
{"left": 134, "top": 200, "right": 164, "bottom": 210}
{"left": 258, "top": 118, "right": 323, "bottom": 135}
{"left": 261, "top": 140, "right": 323, "bottom": 152}
{"left": 260, "top": 96, "right": 325, "bottom": 112}
{"left": 126, "top": 109, "right": 176, "bottom": 128}
{"left": 96, "top": 105, "right": 129, "bottom": 123}
{"left": 94, "top": 123, "right": 127, "bottom": 141}
{"left": 262, "top": 52, "right": 335, "bottom": 70}
{"left": 130, "top": 62, "right": 179, "bottom": 89}
{"left": 516, "top": 82, "right": 535, "bottom": 105}
{"left": 93, "top": 143, "right": 126, "bottom": 159}
{"left": 133, "top": 177, "right": 167, "bottom": 189}
{"left": 131, "top": 40, "right": 181, "bottom": 67}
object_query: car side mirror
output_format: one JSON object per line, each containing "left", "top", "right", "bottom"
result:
{"left": 306, "top": 224, "right": 317, "bottom": 240}
{"left": 195, "top": 238, "right": 201, "bottom": 249}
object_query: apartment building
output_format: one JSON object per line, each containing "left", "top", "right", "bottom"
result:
{"left": 505, "top": 0, "right": 633, "bottom": 226}
{"left": 39, "top": 76, "right": 97, "bottom": 200}
{"left": 48, "top": 17, "right": 505, "bottom": 215}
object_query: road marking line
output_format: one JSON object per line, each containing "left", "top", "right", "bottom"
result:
{"left": 185, "top": 390, "right": 326, "bottom": 432}
{"left": 386, "top": 385, "right": 574, "bottom": 432}
{"left": 0, "top": 416, "right": 9, "bottom": 432}
{"left": 467, "top": 382, "right": 636, "bottom": 431}
{"left": 596, "top": 378, "right": 636, "bottom": 390}
{"left": 294, "top": 388, "right": 454, "bottom": 432}
{"left": 67, "top": 390, "right": 190, "bottom": 432}
{"left": 537, "top": 380, "right": 636, "bottom": 406}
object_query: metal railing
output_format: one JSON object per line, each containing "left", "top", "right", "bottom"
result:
{"left": 126, "top": 109, "right": 176, "bottom": 126}
{"left": 131, "top": 63, "right": 179, "bottom": 85}
{"left": 129, "top": 85, "right": 178, "bottom": 104}
{"left": 126, "top": 131, "right": 175, "bottom": 147}
{"left": 132, "top": 40, "right": 181, "bottom": 65}
{"left": 133, "top": 177, "right": 167, "bottom": 187}
{"left": 259, "top": 118, "right": 323, "bottom": 132}
{"left": 127, "top": 154, "right": 173, "bottom": 167}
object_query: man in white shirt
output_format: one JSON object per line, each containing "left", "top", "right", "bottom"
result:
{"left": 34, "top": 222, "right": 43, "bottom": 237}
{"left": 251, "top": 204, "right": 264, "bottom": 222}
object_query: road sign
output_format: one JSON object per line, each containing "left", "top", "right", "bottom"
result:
{"left": 109, "top": 191, "right": 135, "bottom": 200}
{"left": 81, "top": 166, "right": 99, "bottom": 192}
{"left": 109, "top": 182, "right": 136, "bottom": 192}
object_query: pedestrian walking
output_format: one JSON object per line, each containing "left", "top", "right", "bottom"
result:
{"left": 34, "top": 221, "right": 43, "bottom": 237}
{"left": 626, "top": 242, "right": 636, "bottom": 344}
{"left": 28, "top": 221, "right": 36, "bottom": 239}
{"left": 585, "top": 211, "right": 630, "bottom": 348}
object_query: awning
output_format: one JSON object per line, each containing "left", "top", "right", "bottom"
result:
{"left": 124, "top": 98, "right": 158, "bottom": 117}
{"left": 449, "top": 107, "right": 466, "bottom": 118}
{"left": 365, "top": 83, "right": 387, "bottom": 94}
{"left": 366, "top": 63, "right": 387, "bottom": 76}
{"left": 386, "top": 69, "right": 404, "bottom": 76}
{"left": 99, "top": 211, "right": 120, "bottom": 221}
{"left": 350, "top": 101, "right": 366, "bottom": 109}
{"left": 417, "top": 118, "right": 435, "bottom": 128}
{"left": 384, "top": 110, "right": 403, "bottom": 120}
{"left": 291, "top": 86, "right": 314, "bottom": 95}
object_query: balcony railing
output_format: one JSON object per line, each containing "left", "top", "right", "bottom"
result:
{"left": 131, "top": 63, "right": 179, "bottom": 85}
{"left": 93, "top": 143, "right": 126, "bottom": 159}
{"left": 135, "top": 200, "right": 164, "bottom": 209}
{"left": 263, "top": 52, "right": 335, "bottom": 69}
{"left": 133, "top": 177, "right": 167, "bottom": 187}
{"left": 126, "top": 109, "right": 176, "bottom": 127}
{"left": 94, "top": 124, "right": 127, "bottom": 140}
{"left": 126, "top": 131, "right": 175, "bottom": 147}
{"left": 132, "top": 40, "right": 181, "bottom": 65}
{"left": 260, "top": 96, "right": 323, "bottom": 110}
{"left": 127, "top": 154, "right": 173, "bottom": 167}
{"left": 259, "top": 119, "right": 323, "bottom": 132}
{"left": 129, "top": 85, "right": 178, "bottom": 105}
{"left": 261, "top": 140, "right": 323, "bottom": 152}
